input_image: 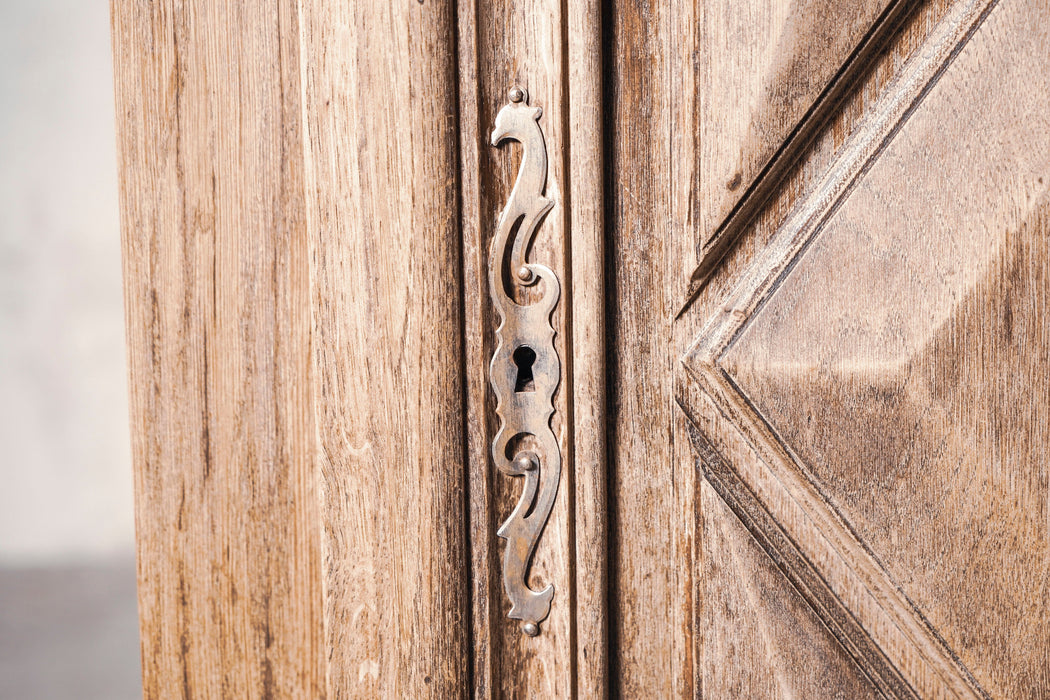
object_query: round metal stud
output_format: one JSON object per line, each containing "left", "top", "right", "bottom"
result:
{"left": 508, "top": 86, "right": 526, "bottom": 104}
{"left": 522, "top": 622, "right": 540, "bottom": 637}
{"left": 514, "top": 452, "right": 538, "bottom": 472}
{"left": 516, "top": 265, "right": 533, "bottom": 283}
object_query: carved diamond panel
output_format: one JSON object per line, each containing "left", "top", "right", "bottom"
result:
{"left": 680, "top": 0, "right": 1050, "bottom": 697}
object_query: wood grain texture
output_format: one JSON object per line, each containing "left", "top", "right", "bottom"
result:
{"left": 603, "top": 0, "right": 905, "bottom": 692}
{"left": 606, "top": 0, "right": 967, "bottom": 694}
{"left": 566, "top": 0, "right": 608, "bottom": 695}
{"left": 454, "top": 0, "right": 497, "bottom": 693}
{"left": 604, "top": 0, "right": 701, "bottom": 694}
{"left": 695, "top": 471, "right": 882, "bottom": 700}
{"left": 671, "top": 0, "right": 968, "bottom": 695}
{"left": 714, "top": 0, "right": 1050, "bottom": 694}
{"left": 458, "top": 0, "right": 607, "bottom": 695}
{"left": 459, "top": 0, "right": 576, "bottom": 692}
{"left": 681, "top": 0, "right": 1050, "bottom": 696}
{"left": 682, "top": 393, "right": 928, "bottom": 697}
{"left": 114, "top": 0, "right": 1050, "bottom": 695}
{"left": 297, "top": 0, "right": 472, "bottom": 696}
{"left": 687, "top": 0, "right": 915, "bottom": 299}
{"left": 112, "top": 1, "right": 324, "bottom": 697}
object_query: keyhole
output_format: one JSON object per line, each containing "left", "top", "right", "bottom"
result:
{"left": 513, "top": 346, "right": 536, "bottom": 392}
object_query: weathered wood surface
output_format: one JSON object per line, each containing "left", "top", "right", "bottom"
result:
{"left": 696, "top": 474, "right": 881, "bottom": 699}
{"left": 603, "top": 0, "right": 910, "bottom": 693}
{"left": 566, "top": 0, "right": 609, "bottom": 695}
{"left": 112, "top": 1, "right": 324, "bottom": 697}
{"left": 298, "top": 0, "right": 473, "bottom": 696}
{"left": 118, "top": 0, "right": 605, "bottom": 695}
{"left": 604, "top": 0, "right": 699, "bottom": 691}
{"left": 690, "top": 0, "right": 912, "bottom": 295}
{"left": 115, "top": 0, "right": 1047, "bottom": 695}
{"left": 460, "top": 0, "right": 575, "bottom": 693}
{"left": 115, "top": 0, "right": 475, "bottom": 696}
{"left": 457, "top": 0, "right": 607, "bottom": 695}
{"left": 680, "top": 0, "right": 1050, "bottom": 696}
{"left": 605, "top": 0, "right": 970, "bottom": 695}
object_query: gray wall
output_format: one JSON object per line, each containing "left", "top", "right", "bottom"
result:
{"left": 0, "top": 2, "right": 140, "bottom": 696}
{"left": 0, "top": 0, "right": 134, "bottom": 564}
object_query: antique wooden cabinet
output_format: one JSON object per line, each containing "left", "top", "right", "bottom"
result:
{"left": 112, "top": 0, "right": 1050, "bottom": 696}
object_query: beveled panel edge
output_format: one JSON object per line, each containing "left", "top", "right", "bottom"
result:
{"left": 680, "top": 396, "right": 915, "bottom": 699}
{"left": 677, "top": 0, "right": 1002, "bottom": 696}
{"left": 678, "top": 0, "right": 976, "bottom": 317}
{"left": 680, "top": 0, "right": 918, "bottom": 313}
{"left": 683, "top": 0, "right": 998, "bottom": 365}
{"left": 676, "top": 361, "right": 986, "bottom": 699}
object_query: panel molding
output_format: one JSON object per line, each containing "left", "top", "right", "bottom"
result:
{"left": 677, "top": 0, "right": 1002, "bottom": 696}
{"left": 684, "top": 418, "right": 915, "bottom": 698}
{"left": 682, "top": 0, "right": 937, "bottom": 314}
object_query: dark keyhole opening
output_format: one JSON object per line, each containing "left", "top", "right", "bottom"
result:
{"left": 513, "top": 346, "right": 537, "bottom": 393}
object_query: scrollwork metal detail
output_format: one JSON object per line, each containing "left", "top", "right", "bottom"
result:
{"left": 489, "top": 86, "right": 560, "bottom": 637}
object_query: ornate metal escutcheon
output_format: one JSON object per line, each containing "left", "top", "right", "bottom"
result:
{"left": 488, "top": 86, "right": 561, "bottom": 637}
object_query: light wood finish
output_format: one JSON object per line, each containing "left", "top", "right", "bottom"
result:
{"left": 112, "top": 1, "right": 324, "bottom": 696}
{"left": 680, "top": 0, "right": 1050, "bottom": 696}
{"left": 603, "top": 0, "right": 910, "bottom": 692}
{"left": 459, "top": 0, "right": 577, "bottom": 692}
{"left": 678, "top": 0, "right": 961, "bottom": 692}
{"left": 297, "top": 0, "right": 472, "bottom": 696}
{"left": 604, "top": 0, "right": 674, "bottom": 691}
{"left": 114, "top": 0, "right": 1049, "bottom": 695}
{"left": 604, "top": 0, "right": 706, "bottom": 693}
{"left": 565, "top": 0, "right": 609, "bottom": 695}
{"left": 603, "top": 0, "right": 894, "bottom": 691}
{"left": 697, "top": 478, "right": 881, "bottom": 699}
{"left": 688, "top": 0, "right": 912, "bottom": 297}
{"left": 457, "top": 0, "right": 607, "bottom": 695}
{"left": 114, "top": 0, "right": 474, "bottom": 696}
{"left": 604, "top": 0, "right": 1008, "bottom": 695}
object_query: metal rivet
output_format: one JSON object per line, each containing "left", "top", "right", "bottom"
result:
{"left": 522, "top": 622, "right": 540, "bottom": 637}
{"left": 515, "top": 453, "right": 537, "bottom": 472}
{"left": 508, "top": 86, "right": 526, "bottom": 104}
{"left": 516, "top": 265, "right": 533, "bottom": 282}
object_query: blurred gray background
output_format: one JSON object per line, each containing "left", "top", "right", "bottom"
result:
{"left": 0, "top": 0, "right": 141, "bottom": 697}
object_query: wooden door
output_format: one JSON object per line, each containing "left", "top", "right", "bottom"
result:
{"left": 112, "top": 0, "right": 1049, "bottom": 697}
{"left": 674, "top": 0, "right": 1050, "bottom": 696}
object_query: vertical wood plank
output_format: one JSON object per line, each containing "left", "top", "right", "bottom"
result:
{"left": 459, "top": 0, "right": 572, "bottom": 694}
{"left": 458, "top": 0, "right": 607, "bottom": 694}
{"left": 604, "top": 0, "right": 700, "bottom": 694}
{"left": 118, "top": 0, "right": 604, "bottom": 694}
{"left": 111, "top": 1, "right": 324, "bottom": 697}
{"left": 566, "top": 0, "right": 608, "bottom": 696}
{"left": 454, "top": 0, "right": 498, "bottom": 694}
{"left": 483, "top": 1, "right": 576, "bottom": 689}
{"left": 297, "top": 0, "right": 472, "bottom": 696}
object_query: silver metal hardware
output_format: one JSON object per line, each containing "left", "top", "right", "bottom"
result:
{"left": 489, "top": 86, "right": 561, "bottom": 636}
